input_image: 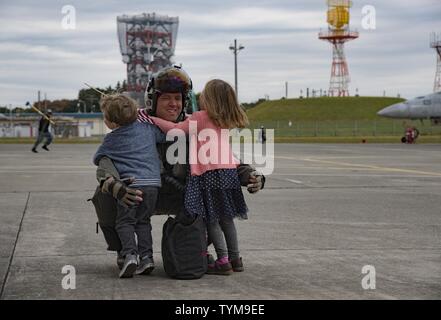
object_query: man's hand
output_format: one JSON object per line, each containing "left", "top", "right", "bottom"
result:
{"left": 101, "top": 176, "right": 143, "bottom": 207}
{"left": 247, "top": 171, "right": 265, "bottom": 194}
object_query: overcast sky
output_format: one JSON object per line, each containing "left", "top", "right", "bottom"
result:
{"left": 0, "top": 0, "right": 440, "bottom": 107}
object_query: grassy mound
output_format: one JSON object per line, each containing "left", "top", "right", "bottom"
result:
{"left": 246, "top": 96, "right": 404, "bottom": 122}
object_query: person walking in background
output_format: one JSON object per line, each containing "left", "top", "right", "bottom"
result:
{"left": 260, "top": 125, "right": 266, "bottom": 144}
{"left": 32, "top": 109, "right": 53, "bottom": 153}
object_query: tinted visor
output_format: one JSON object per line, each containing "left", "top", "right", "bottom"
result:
{"left": 154, "top": 69, "right": 191, "bottom": 94}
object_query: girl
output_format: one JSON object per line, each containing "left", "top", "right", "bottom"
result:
{"left": 150, "top": 79, "right": 249, "bottom": 275}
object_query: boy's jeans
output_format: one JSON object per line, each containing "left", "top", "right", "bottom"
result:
{"left": 115, "top": 186, "right": 158, "bottom": 259}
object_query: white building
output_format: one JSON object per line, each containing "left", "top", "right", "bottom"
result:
{"left": 0, "top": 112, "right": 110, "bottom": 138}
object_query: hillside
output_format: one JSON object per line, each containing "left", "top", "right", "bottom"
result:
{"left": 246, "top": 96, "right": 405, "bottom": 122}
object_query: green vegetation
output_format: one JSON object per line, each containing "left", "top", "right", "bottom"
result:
{"left": 246, "top": 96, "right": 404, "bottom": 122}
{"left": 245, "top": 96, "right": 441, "bottom": 140}
{"left": 274, "top": 135, "right": 441, "bottom": 144}
{"left": 2, "top": 135, "right": 441, "bottom": 144}
{"left": 2, "top": 96, "right": 440, "bottom": 144}
{"left": 0, "top": 81, "right": 126, "bottom": 114}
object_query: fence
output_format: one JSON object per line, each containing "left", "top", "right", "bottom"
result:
{"left": 249, "top": 119, "right": 441, "bottom": 137}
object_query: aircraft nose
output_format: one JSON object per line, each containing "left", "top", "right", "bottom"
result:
{"left": 377, "top": 103, "right": 409, "bottom": 118}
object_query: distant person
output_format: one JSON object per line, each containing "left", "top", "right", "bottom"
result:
{"left": 403, "top": 126, "right": 419, "bottom": 144}
{"left": 150, "top": 79, "right": 249, "bottom": 275}
{"left": 93, "top": 94, "right": 165, "bottom": 278}
{"left": 260, "top": 125, "right": 266, "bottom": 144}
{"left": 31, "top": 109, "right": 53, "bottom": 153}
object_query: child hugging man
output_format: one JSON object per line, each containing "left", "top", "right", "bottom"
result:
{"left": 93, "top": 94, "right": 164, "bottom": 278}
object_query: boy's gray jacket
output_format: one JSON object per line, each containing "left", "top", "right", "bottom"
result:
{"left": 93, "top": 121, "right": 165, "bottom": 187}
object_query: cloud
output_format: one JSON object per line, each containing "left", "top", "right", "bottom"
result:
{"left": 0, "top": 0, "right": 440, "bottom": 106}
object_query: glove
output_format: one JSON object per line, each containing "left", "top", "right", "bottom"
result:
{"left": 247, "top": 171, "right": 265, "bottom": 194}
{"left": 101, "top": 176, "right": 143, "bottom": 207}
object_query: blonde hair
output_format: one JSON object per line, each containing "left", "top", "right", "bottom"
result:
{"left": 100, "top": 94, "right": 138, "bottom": 126}
{"left": 200, "top": 79, "right": 249, "bottom": 129}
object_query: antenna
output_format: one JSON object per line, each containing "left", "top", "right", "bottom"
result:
{"left": 430, "top": 32, "right": 441, "bottom": 92}
{"left": 318, "top": 0, "right": 358, "bottom": 97}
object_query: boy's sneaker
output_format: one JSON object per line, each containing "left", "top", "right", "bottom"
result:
{"left": 116, "top": 252, "right": 124, "bottom": 270}
{"left": 42, "top": 145, "right": 49, "bottom": 151}
{"left": 206, "top": 259, "right": 233, "bottom": 276}
{"left": 31, "top": 148, "right": 38, "bottom": 153}
{"left": 119, "top": 254, "right": 137, "bottom": 278}
{"left": 135, "top": 257, "right": 155, "bottom": 275}
{"left": 230, "top": 257, "right": 244, "bottom": 272}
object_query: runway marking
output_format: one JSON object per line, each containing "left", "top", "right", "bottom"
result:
{"left": 285, "top": 179, "right": 303, "bottom": 184}
{"left": 0, "top": 192, "right": 30, "bottom": 299}
{"left": 275, "top": 155, "right": 441, "bottom": 177}
{"left": 273, "top": 173, "right": 441, "bottom": 178}
{"left": 275, "top": 166, "right": 402, "bottom": 171}
{"left": 302, "top": 158, "right": 441, "bottom": 177}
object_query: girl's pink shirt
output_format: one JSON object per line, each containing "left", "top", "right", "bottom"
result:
{"left": 151, "top": 110, "right": 239, "bottom": 176}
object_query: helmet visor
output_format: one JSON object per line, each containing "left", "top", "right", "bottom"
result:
{"left": 154, "top": 68, "right": 191, "bottom": 94}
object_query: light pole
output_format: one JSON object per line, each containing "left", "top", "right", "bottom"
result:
{"left": 9, "top": 104, "right": 13, "bottom": 137}
{"left": 229, "top": 39, "right": 244, "bottom": 99}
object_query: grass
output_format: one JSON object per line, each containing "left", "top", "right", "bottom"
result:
{"left": 273, "top": 135, "right": 441, "bottom": 144}
{"left": 2, "top": 135, "right": 441, "bottom": 144}
{"left": 245, "top": 96, "right": 441, "bottom": 141}
{"left": 1, "top": 96, "right": 440, "bottom": 144}
{"left": 246, "top": 96, "right": 405, "bottom": 122}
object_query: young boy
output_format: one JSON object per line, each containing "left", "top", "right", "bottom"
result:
{"left": 93, "top": 94, "right": 164, "bottom": 278}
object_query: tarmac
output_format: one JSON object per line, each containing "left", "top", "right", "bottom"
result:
{"left": 0, "top": 143, "right": 440, "bottom": 300}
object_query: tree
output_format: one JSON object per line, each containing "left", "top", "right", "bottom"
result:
{"left": 78, "top": 88, "right": 103, "bottom": 112}
{"left": 241, "top": 98, "right": 266, "bottom": 110}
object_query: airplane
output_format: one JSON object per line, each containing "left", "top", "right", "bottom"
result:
{"left": 377, "top": 91, "right": 441, "bottom": 124}
{"left": 377, "top": 91, "right": 441, "bottom": 143}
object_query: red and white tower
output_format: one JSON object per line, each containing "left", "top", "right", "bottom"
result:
{"left": 430, "top": 32, "right": 441, "bottom": 93}
{"left": 319, "top": 0, "right": 359, "bottom": 97}
{"left": 117, "top": 13, "right": 179, "bottom": 105}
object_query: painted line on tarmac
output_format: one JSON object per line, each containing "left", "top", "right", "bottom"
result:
{"left": 0, "top": 192, "right": 30, "bottom": 299}
{"left": 285, "top": 179, "right": 303, "bottom": 184}
{"left": 281, "top": 156, "right": 382, "bottom": 160}
{"left": 275, "top": 155, "right": 441, "bottom": 177}
{"left": 302, "top": 158, "right": 441, "bottom": 177}
{"left": 274, "top": 166, "right": 403, "bottom": 171}
{"left": 273, "top": 173, "right": 441, "bottom": 178}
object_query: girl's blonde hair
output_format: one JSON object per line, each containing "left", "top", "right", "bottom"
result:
{"left": 200, "top": 79, "right": 249, "bottom": 129}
